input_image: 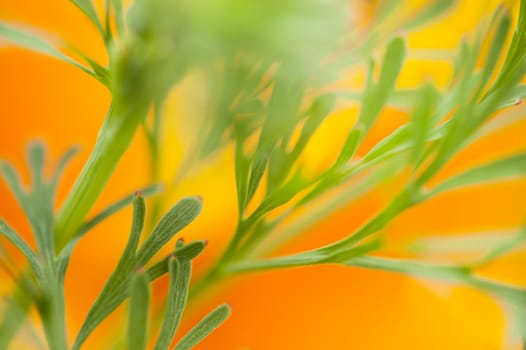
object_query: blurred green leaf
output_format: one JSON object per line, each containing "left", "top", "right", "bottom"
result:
{"left": 0, "top": 21, "right": 95, "bottom": 78}
{"left": 0, "top": 219, "right": 41, "bottom": 280}
{"left": 0, "top": 162, "right": 28, "bottom": 212}
{"left": 335, "top": 128, "right": 363, "bottom": 168}
{"left": 404, "top": 0, "right": 455, "bottom": 30}
{"left": 70, "top": 0, "right": 105, "bottom": 38}
{"left": 0, "top": 274, "right": 36, "bottom": 349}
{"left": 409, "top": 229, "right": 523, "bottom": 255}
{"left": 227, "top": 240, "right": 379, "bottom": 273}
{"left": 235, "top": 139, "right": 251, "bottom": 215}
{"left": 112, "top": 0, "right": 124, "bottom": 34}
{"left": 430, "top": 152, "right": 526, "bottom": 196}
{"left": 289, "top": 94, "right": 337, "bottom": 163}
{"left": 475, "top": 8, "right": 511, "bottom": 100}
{"left": 410, "top": 85, "right": 437, "bottom": 167}
{"left": 359, "top": 37, "right": 406, "bottom": 133}
{"left": 50, "top": 146, "right": 80, "bottom": 196}
{"left": 346, "top": 256, "right": 526, "bottom": 307}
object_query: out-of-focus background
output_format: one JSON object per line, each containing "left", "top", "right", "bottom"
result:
{"left": 0, "top": 0, "right": 525, "bottom": 349}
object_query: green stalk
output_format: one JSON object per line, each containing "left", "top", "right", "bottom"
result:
{"left": 54, "top": 104, "right": 149, "bottom": 250}
{"left": 38, "top": 266, "right": 68, "bottom": 350}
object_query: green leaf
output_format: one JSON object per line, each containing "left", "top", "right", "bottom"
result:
{"left": 78, "top": 185, "right": 160, "bottom": 236}
{"left": 112, "top": 0, "right": 124, "bottom": 34}
{"left": 477, "top": 228, "right": 526, "bottom": 266}
{"left": 476, "top": 8, "right": 511, "bottom": 100}
{"left": 0, "top": 219, "right": 42, "bottom": 280}
{"left": 50, "top": 146, "right": 80, "bottom": 195}
{"left": 359, "top": 37, "right": 406, "bottom": 133}
{"left": 334, "top": 127, "right": 363, "bottom": 168}
{"left": 174, "top": 304, "right": 231, "bottom": 350}
{"left": 127, "top": 271, "right": 150, "bottom": 350}
{"left": 429, "top": 152, "right": 526, "bottom": 196}
{"left": 290, "top": 94, "right": 336, "bottom": 163}
{"left": 227, "top": 240, "right": 379, "bottom": 273}
{"left": 0, "top": 21, "right": 95, "bottom": 78}
{"left": 253, "top": 172, "right": 309, "bottom": 220}
{"left": 0, "top": 274, "right": 35, "bottom": 349}
{"left": 245, "top": 154, "right": 269, "bottom": 209}
{"left": 258, "top": 160, "right": 403, "bottom": 256}
{"left": 359, "top": 122, "right": 444, "bottom": 169}
{"left": 234, "top": 139, "right": 250, "bottom": 215}
{"left": 57, "top": 185, "right": 161, "bottom": 278}
{"left": 27, "top": 142, "right": 45, "bottom": 186}
{"left": 410, "top": 85, "right": 437, "bottom": 167}
{"left": 72, "top": 194, "right": 146, "bottom": 349}
{"left": 346, "top": 256, "right": 471, "bottom": 283}
{"left": 146, "top": 241, "right": 206, "bottom": 280}
{"left": 346, "top": 256, "right": 526, "bottom": 307}
{"left": 70, "top": 0, "right": 105, "bottom": 38}
{"left": 73, "top": 239, "right": 205, "bottom": 349}
{"left": 404, "top": 0, "right": 455, "bottom": 30}
{"left": 1, "top": 143, "right": 83, "bottom": 269}
{"left": 136, "top": 197, "right": 202, "bottom": 266}
{"left": 518, "top": 308, "right": 526, "bottom": 346}
{"left": 153, "top": 257, "right": 191, "bottom": 350}
{"left": 0, "top": 161, "right": 28, "bottom": 209}
{"left": 409, "top": 229, "right": 522, "bottom": 255}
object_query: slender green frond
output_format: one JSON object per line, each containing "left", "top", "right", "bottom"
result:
{"left": 70, "top": 0, "right": 105, "bottom": 38}
{"left": 127, "top": 271, "right": 150, "bottom": 350}
{"left": 153, "top": 258, "right": 191, "bottom": 350}
{"left": 174, "top": 304, "right": 231, "bottom": 350}
{"left": 430, "top": 152, "right": 526, "bottom": 196}
{"left": 0, "top": 219, "right": 42, "bottom": 279}
{"left": 0, "top": 21, "right": 95, "bottom": 77}
{"left": 136, "top": 197, "right": 202, "bottom": 265}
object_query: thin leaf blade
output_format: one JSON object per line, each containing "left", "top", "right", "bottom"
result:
{"left": 430, "top": 152, "right": 526, "bottom": 196}
{"left": 127, "top": 271, "right": 150, "bottom": 350}
{"left": 174, "top": 304, "right": 231, "bottom": 350}
{"left": 0, "top": 21, "right": 94, "bottom": 77}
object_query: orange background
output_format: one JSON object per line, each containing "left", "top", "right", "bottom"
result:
{"left": 0, "top": 1, "right": 525, "bottom": 349}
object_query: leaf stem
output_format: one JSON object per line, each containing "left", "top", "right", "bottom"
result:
{"left": 54, "top": 105, "right": 148, "bottom": 250}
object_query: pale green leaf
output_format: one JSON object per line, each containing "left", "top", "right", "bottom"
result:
{"left": 57, "top": 185, "right": 160, "bottom": 277}
{"left": 127, "top": 271, "right": 150, "bottom": 350}
{"left": 0, "top": 21, "right": 94, "bottom": 77}
{"left": 136, "top": 196, "right": 202, "bottom": 265}
{"left": 174, "top": 304, "right": 231, "bottom": 350}
{"left": 0, "top": 279, "right": 34, "bottom": 349}
{"left": 146, "top": 241, "right": 206, "bottom": 280}
{"left": 404, "top": 0, "right": 455, "bottom": 30}
{"left": 359, "top": 37, "right": 406, "bottom": 132}
{"left": 430, "top": 153, "right": 526, "bottom": 196}
{"left": 72, "top": 194, "right": 146, "bottom": 349}
{"left": 0, "top": 219, "right": 41, "bottom": 280}
{"left": 70, "top": 0, "right": 105, "bottom": 38}
{"left": 153, "top": 257, "right": 191, "bottom": 350}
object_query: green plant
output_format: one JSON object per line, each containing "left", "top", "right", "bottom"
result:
{"left": 0, "top": 0, "right": 526, "bottom": 348}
